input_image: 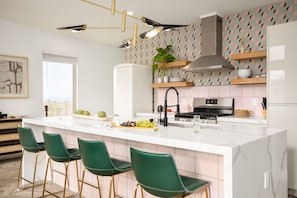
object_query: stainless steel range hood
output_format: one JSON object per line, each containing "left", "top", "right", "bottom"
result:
{"left": 183, "top": 15, "right": 234, "bottom": 72}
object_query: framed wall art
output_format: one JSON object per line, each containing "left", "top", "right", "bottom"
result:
{"left": 0, "top": 54, "right": 28, "bottom": 98}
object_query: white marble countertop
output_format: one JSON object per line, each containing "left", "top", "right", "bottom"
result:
{"left": 23, "top": 116, "right": 281, "bottom": 155}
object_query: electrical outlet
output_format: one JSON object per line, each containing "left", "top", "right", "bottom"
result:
{"left": 264, "top": 171, "right": 270, "bottom": 190}
{"left": 252, "top": 98, "right": 257, "bottom": 107}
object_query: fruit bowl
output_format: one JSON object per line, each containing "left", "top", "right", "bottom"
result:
{"left": 237, "top": 69, "right": 251, "bottom": 78}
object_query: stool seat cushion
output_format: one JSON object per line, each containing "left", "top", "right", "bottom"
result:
{"left": 18, "top": 127, "right": 46, "bottom": 153}
{"left": 180, "top": 175, "right": 209, "bottom": 193}
{"left": 130, "top": 147, "right": 210, "bottom": 197}
{"left": 43, "top": 132, "right": 81, "bottom": 162}
{"left": 77, "top": 138, "right": 132, "bottom": 176}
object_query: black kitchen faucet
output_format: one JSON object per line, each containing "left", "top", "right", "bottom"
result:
{"left": 164, "top": 87, "right": 180, "bottom": 126}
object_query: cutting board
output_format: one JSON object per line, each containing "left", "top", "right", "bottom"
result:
{"left": 234, "top": 109, "right": 250, "bottom": 117}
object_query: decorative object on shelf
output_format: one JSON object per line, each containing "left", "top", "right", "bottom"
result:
{"left": 240, "top": 37, "right": 245, "bottom": 53}
{"left": 163, "top": 75, "right": 169, "bottom": 83}
{"left": 170, "top": 77, "right": 185, "bottom": 82}
{"left": 157, "top": 76, "right": 163, "bottom": 83}
{"left": 237, "top": 68, "right": 251, "bottom": 78}
{"left": 152, "top": 45, "right": 176, "bottom": 77}
{"left": 0, "top": 54, "right": 28, "bottom": 98}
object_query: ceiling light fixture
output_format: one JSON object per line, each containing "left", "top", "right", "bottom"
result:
{"left": 132, "top": 24, "right": 138, "bottom": 46}
{"left": 121, "top": 10, "right": 127, "bottom": 32}
{"left": 119, "top": 40, "right": 131, "bottom": 48}
{"left": 140, "top": 26, "right": 163, "bottom": 39}
{"left": 57, "top": 0, "right": 189, "bottom": 47}
{"left": 111, "top": 0, "right": 116, "bottom": 15}
{"left": 81, "top": 0, "right": 141, "bottom": 20}
{"left": 127, "top": 11, "right": 133, "bottom": 16}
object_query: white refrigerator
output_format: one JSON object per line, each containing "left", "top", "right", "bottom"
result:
{"left": 267, "top": 20, "right": 297, "bottom": 196}
{"left": 113, "top": 63, "right": 152, "bottom": 119}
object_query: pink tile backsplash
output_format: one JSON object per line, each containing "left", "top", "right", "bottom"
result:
{"left": 254, "top": 84, "right": 266, "bottom": 97}
{"left": 197, "top": 86, "right": 209, "bottom": 97}
{"left": 219, "top": 86, "right": 231, "bottom": 97}
{"left": 208, "top": 86, "right": 220, "bottom": 97}
{"left": 241, "top": 85, "right": 255, "bottom": 96}
{"left": 156, "top": 84, "right": 266, "bottom": 116}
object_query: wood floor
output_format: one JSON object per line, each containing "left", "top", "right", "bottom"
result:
{"left": 0, "top": 158, "right": 78, "bottom": 197}
{"left": 0, "top": 157, "right": 296, "bottom": 198}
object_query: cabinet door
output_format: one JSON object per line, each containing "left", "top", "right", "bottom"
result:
{"left": 268, "top": 21, "right": 297, "bottom": 103}
{"left": 268, "top": 105, "right": 297, "bottom": 189}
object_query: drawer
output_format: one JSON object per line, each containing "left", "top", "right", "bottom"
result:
{"left": 0, "top": 133, "right": 19, "bottom": 142}
{"left": 0, "top": 144, "right": 22, "bottom": 154}
{"left": 0, "top": 121, "right": 22, "bottom": 130}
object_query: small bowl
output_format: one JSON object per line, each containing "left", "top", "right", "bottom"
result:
{"left": 237, "top": 69, "right": 251, "bottom": 78}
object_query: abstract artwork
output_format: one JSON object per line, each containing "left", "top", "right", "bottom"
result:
{"left": 0, "top": 54, "right": 28, "bottom": 98}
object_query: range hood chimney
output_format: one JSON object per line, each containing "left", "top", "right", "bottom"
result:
{"left": 183, "top": 15, "right": 234, "bottom": 72}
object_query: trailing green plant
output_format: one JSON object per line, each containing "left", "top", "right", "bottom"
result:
{"left": 152, "top": 45, "right": 176, "bottom": 76}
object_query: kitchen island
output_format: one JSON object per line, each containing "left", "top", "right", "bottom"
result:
{"left": 22, "top": 116, "right": 287, "bottom": 198}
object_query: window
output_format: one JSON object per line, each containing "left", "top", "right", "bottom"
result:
{"left": 42, "top": 53, "right": 77, "bottom": 116}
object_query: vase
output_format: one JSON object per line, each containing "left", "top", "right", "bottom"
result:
{"left": 157, "top": 76, "right": 163, "bottom": 83}
{"left": 163, "top": 75, "right": 169, "bottom": 83}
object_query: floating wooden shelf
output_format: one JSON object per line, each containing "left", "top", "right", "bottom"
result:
{"left": 157, "top": 60, "right": 191, "bottom": 69}
{"left": 231, "top": 50, "right": 266, "bottom": 60}
{"left": 152, "top": 81, "right": 195, "bottom": 88}
{"left": 231, "top": 78, "right": 266, "bottom": 85}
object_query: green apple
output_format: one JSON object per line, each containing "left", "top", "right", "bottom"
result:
{"left": 83, "top": 110, "right": 90, "bottom": 116}
{"left": 98, "top": 111, "right": 106, "bottom": 117}
{"left": 75, "top": 109, "right": 83, "bottom": 114}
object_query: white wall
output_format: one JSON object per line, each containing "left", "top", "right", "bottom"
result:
{"left": 0, "top": 19, "right": 122, "bottom": 117}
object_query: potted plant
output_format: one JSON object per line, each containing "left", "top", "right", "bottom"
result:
{"left": 152, "top": 45, "right": 176, "bottom": 83}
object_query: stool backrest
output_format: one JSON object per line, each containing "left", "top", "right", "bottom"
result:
{"left": 77, "top": 138, "right": 118, "bottom": 176}
{"left": 130, "top": 147, "right": 186, "bottom": 197}
{"left": 43, "top": 132, "right": 72, "bottom": 162}
{"left": 17, "top": 127, "right": 41, "bottom": 153}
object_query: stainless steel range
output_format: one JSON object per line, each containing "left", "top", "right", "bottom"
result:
{"left": 175, "top": 97, "right": 234, "bottom": 124}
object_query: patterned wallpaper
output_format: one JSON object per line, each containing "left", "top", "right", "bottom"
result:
{"left": 123, "top": 0, "right": 297, "bottom": 86}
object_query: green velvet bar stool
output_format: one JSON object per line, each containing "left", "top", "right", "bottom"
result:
{"left": 130, "top": 147, "right": 211, "bottom": 198}
{"left": 17, "top": 127, "right": 48, "bottom": 197}
{"left": 42, "top": 132, "right": 81, "bottom": 198}
{"left": 77, "top": 138, "right": 132, "bottom": 198}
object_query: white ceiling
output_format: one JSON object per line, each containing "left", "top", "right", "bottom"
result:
{"left": 0, "top": 0, "right": 281, "bottom": 47}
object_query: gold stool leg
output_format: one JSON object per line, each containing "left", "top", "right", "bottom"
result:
{"left": 205, "top": 187, "right": 209, "bottom": 198}
{"left": 64, "top": 162, "right": 70, "bottom": 188}
{"left": 31, "top": 152, "right": 39, "bottom": 197}
{"left": 97, "top": 175, "right": 102, "bottom": 198}
{"left": 140, "top": 186, "right": 144, "bottom": 198}
{"left": 63, "top": 162, "right": 69, "bottom": 198}
{"left": 16, "top": 150, "right": 24, "bottom": 191}
{"left": 75, "top": 160, "right": 80, "bottom": 193}
{"left": 134, "top": 183, "right": 144, "bottom": 198}
{"left": 109, "top": 175, "right": 115, "bottom": 198}
{"left": 79, "top": 169, "right": 86, "bottom": 198}
{"left": 42, "top": 158, "right": 51, "bottom": 197}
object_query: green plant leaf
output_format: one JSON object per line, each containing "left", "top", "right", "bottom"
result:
{"left": 152, "top": 44, "right": 176, "bottom": 73}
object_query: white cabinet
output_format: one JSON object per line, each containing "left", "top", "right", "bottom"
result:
{"left": 267, "top": 20, "right": 297, "bottom": 195}
{"left": 113, "top": 64, "right": 152, "bottom": 119}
